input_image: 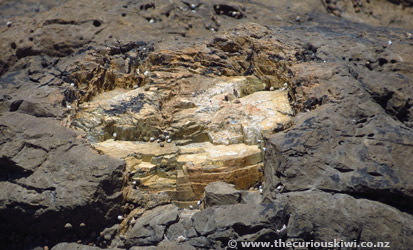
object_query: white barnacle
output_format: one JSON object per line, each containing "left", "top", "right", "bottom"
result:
{"left": 177, "top": 235, "right": 186, "bottom": 243}
{"left": 276, "top": 224, "right": 287, "bottom": 234}
{"left": 117, "top": 215, "right": 124, "bottom": 221}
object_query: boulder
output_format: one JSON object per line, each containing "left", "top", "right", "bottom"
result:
{"left": 0, "top": 113, "right": 125, "bottom": 249}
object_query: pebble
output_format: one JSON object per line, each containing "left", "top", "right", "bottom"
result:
{"left": 144, "top": 70, "right": 150, "bottom": 76}
{"left": 262, "top": 147, "right": 267, "bottom": 152}
{"left": 149, "top": 18, "right": 154, "bottom": 23}
{"left": 113, "top": 133, "right": 117, "bottom": 138}
{"left": 157, "top": 139, "right": 161, "bottom": 143}
{"left": 6, "top": 21, "right": 12, "bottom": 27}
{"left": 177, "top": 235, "right": 186, "bottom": 243}
{"left": 80, "top": 222, "right": 86, "bottom": 227}
{"left": 160, "top": 143, "right": 164, "bottom": 147}
{"left": 197, "top": 200, "right": 202, "bottom": 206}
{"left": 64, "top": 223, "right": 73, "bottom": 229}
{"left": 276, "top": 185, "right": 282, "bottom": 191}
{"left": 150, "top": 137, "right": 155, "bottom": 142}
{"left": 67, "top": 105, "right": 71, "bottom": 109}
{"left": 270, "top": 87, "right": 274, "bottom": 91}
{"left": 70, "top": 83, "right": 75, "bottom": 87}
{"left": 167, "top": 139, "right": 172, "bottom": 143}
{"left": 132, "top": 181, "right": 137, "bottom": 186}
{"left": 257, "top": 139, "right": 261, "bottom": 143}
{"left": 44, "top": 246, "right": 49, "bottom": 250}
{"left": 232, "top": 11, "right": 238, "bottom": 17}
{"left": 189, "top": 205, "right": 194, "bottom": 210}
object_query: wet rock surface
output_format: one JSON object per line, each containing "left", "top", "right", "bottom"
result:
{"left": 1, "top": 0, "right": 413, "bottom": 249}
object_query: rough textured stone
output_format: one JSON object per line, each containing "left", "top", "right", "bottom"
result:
{"left": 204, "top": 181, "right": 242, "bottom": 207}
{"left": 0, "top": 113, "right": 125, "bottom": 249}
{"left": 51, "top": 243, "right": 103, "bottom": 250}
{"left": 124, "top": 204, "right": 179, "bottom": 247}
{"left": 1, "top": 0, "right": 413, "bottom": 249}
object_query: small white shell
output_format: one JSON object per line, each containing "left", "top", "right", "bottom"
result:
{"left": 6, "top": 21, "right": 12, "bottom": 27}
{"left": 167, "top": 139, "right": 172, "bottom": 143}
{"left": 177, "top": 235, "right": 186, "bottom": 243}
{"left": 388, "top": 40, "right": 392, "bottom": 46}
{"left": 117, "top": 215, "right": 124, "bottom": 221}
{"left": 270, "top": 87, "right": 274, "bottom": 91}
{"left": 113, "top": 133, "right": 117, "bottom": 138}
{"left": 189, "top": 205, "right": 194, "bottom": 210}
{"left": 197, "top": 200, "right": 202, "bottom": 205}
{"left": 150, "top": 137, "right": 155, "bottom": 142}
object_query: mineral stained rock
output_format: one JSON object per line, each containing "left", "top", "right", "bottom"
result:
{"left": 1, "top": 0, "right": 413, "bottom": 249}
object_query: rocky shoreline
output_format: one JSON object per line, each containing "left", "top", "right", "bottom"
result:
{"left": 1, "top": 0, "right": 413, "bottom": 249}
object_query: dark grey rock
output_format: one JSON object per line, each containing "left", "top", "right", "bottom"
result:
{"left": 204, "top": 181, "right": 242, "bottom": 207}
{"left": 124, "top": 204, "right": 179, "bottom": 247}
{"left": 51, "top": 242, "right": 103, "bottom": 250}
{"left": 0, "top": 112, "right": 125, "bottom": 249}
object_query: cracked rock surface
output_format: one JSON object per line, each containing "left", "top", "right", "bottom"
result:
{"left": 1, "top": 0, "right": 413, "bottom": 249}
